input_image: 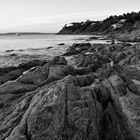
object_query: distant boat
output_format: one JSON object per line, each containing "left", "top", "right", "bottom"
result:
{"left": 15, "top": 33, "right": 20, "bottom": 36}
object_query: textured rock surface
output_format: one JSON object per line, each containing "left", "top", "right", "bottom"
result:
{"left": 0, "top": 43, "right": 140, "bottom": 140}
{"left": 63, "top": 43, "right": 92, "bottom": 56}
{"left": 0, "top": 59, "right": 48, "bottom": 86}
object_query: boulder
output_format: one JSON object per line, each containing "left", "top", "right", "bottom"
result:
{"left": 17, "top": 57, "right": 74, "bottom": 86}
{"left": 49, "top": 56, "right": 68, "bottom": 65}
{"left": 0, "top": 43, "right": 140, "bottom": 140}
{"left": 1, "top": 75, "right": 138, "bottom": 140}
{"left": 75, "top": 53, "right": 110, "bottom": 68}
{"left": 63, "top": 43, "right": 92, "bottom": 56}
{"left": 17, "top": 64, "right": 50, "bottom": 86}
{"left": 0, "top": 59, "right": 48, "bottom": 85}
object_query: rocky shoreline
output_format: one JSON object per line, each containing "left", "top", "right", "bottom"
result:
{"left": 0, "top": 39, "right": 140, "bottom": 140}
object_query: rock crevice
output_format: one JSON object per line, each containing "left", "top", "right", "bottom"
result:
{"left": 0, "top": 42, "right": 140, "bottom": 140}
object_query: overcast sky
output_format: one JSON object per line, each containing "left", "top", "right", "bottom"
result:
{"left": 0, "top": 0, "right": 139, "bottom": 33}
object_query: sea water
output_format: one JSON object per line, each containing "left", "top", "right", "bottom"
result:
{"left": 0, "top": 34, "right": 91, "bottom": 52}
{"left": 0, "top": 34, "right": 110, "bottom": 67}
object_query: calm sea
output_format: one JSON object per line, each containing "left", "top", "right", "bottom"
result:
{"left": 0, "top": 34, "right": 110, "bottom": 67}
{"left": 0, "top": 34, "right": 91, "bottom": 52}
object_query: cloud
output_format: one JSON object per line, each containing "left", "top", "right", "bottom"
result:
{"left": 26, "top": 11, "right": 110, "bottom": 24}
{"left": 0, "top": 10, "right": 131, "bottom": 32}
{"left": 23, "top": 9, "right": 133, "bottom": 25}
{"left": 4, "top": 11, "right": 110, "bottom": 29}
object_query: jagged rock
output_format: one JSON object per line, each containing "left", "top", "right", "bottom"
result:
{"left": 0, "top": 43, "right": 140, "bottom": 140}
{"left": 0, "top": 81, "right": 36, "bottom": 95}
{"left": 17, "top": 62, "right": 75, "bottom": 86}
{"left": 17, "top": 64, "right": 50, "bottom": 86}
{"left": 75, "top": 53, "right": 110, "bottom": 68}
{"left": 0, "top": 73, "right": 138, "bottom": 140}
{"left": 0, "top": 56, "right": 68, "bottom": 87}
{"left": 63, "top": 43, "right": 92, "bottom": 56}
{"left": 96, "top": 63, "right": 113, "bottom": 79}
{"left": 108, "top": 75, "right": 127, "bottom": 96}
{"left": 0, "top": 59, "right": 48, "bottom": 86}
{"left": 92, "top": 44, "right": 109, "bottom": 53}
{"left": 0, "top": 69, "right": 23, "bottom": 85}
{"left": 117, "top": 66, "right": 140, "bottom": 96}
{"left": 18, "top": 59, "right": 48, "bottom": 70}
{"left": 49, "top": 56, "right": 68, "bottom": 65}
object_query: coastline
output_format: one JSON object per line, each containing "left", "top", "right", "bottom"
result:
{"left": 0, "top": 2, "right": 140, "bottom": 139}
{"left": 0, "top": 34, "right": 140, "bottom": 139}
{"left": 0, "top": 34, "right": 110, "bottom": 67}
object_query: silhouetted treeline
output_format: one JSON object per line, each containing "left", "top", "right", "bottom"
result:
{"left": 59, "top": 11, "right": 140, "bottom": 34}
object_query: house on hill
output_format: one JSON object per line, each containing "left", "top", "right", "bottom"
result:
{"left": 111, "top": 23, "right": 123, "bottom": 29}
{"left": 111, "top": 19, "right": 126, "bottom": 29}
{"left": 65, "top": 23, "right": 73, "bottom": 27}
{"left": 119, "top": 19, "right": 126, "bottom": 23}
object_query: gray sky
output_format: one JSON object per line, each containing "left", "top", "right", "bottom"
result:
{"left": 0, "top": 0, "right": 139, "bottom": 33}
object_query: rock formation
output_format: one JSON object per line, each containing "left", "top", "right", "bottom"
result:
{"left": 0, "top": 42, "right": 140, "bottom": 140}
